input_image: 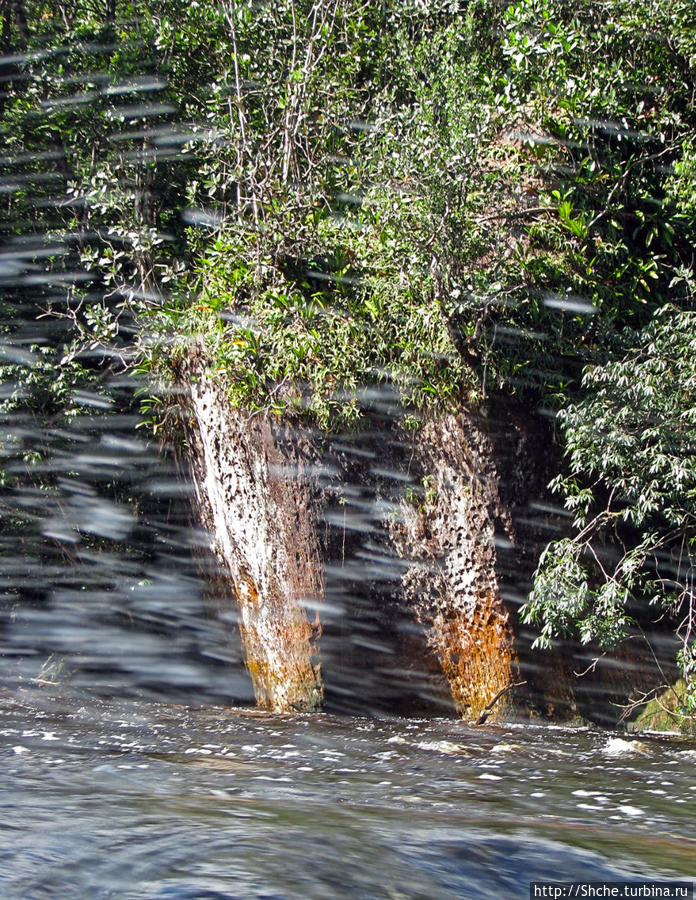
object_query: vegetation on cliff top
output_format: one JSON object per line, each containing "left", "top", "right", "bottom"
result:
{"left": 2, "top": 0, "right": 696, "bottom": 722}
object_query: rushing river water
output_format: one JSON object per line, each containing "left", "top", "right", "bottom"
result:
{"left": 2, "top": 688, "right": 695, "bottom": 899}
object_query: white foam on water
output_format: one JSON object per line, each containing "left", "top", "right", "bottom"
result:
{"left": 602, "top": 738, "right": 649, "bottom": 757}
{"left": 616, "top": 805, "right": 644, "bottom": 817}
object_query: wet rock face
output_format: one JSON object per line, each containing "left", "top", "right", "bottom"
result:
{"left": 182, "top": 358, "right": 530, "bottom": 717}
{"left": 185, "top": 372, "right": 323, "bottom": 712}
{"left": 391, "top": 413, "right": 520, "bottom": 720}
{"left": 180, "top": 365, "right": 676, "bottom": 722}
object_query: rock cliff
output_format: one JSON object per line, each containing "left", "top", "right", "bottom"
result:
{"left": 180, "top": 359, "right": 675, "bottom": 722}
{"left": 184, "top": 364, "right": 323, "bottom": 712}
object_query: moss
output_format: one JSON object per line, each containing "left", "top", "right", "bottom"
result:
{"left": 629, "top": 680, "right": 696, "bottom": 735}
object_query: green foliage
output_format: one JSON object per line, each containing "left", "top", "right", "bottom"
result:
{"left": 559, "top": 306, "right": 696, "bottom": 530}
{"left": 0, "top": 343, "right": 97, "bottom": 418}
{"left": 136, "top": 1, "right": 484, "bottom": 426}
{"left": 523, "top": 304, "right": 696, "bottom": 714}
{"left": 12, "top": 0, "right": 693, "bottom": 424}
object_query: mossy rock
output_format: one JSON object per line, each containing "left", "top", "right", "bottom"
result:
{"left": 629, "top": 680, "right": 696, "bottom": 735}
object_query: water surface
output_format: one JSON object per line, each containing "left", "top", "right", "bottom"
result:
{"left": 2, "top": 690, "right": 694, "bottom": 899}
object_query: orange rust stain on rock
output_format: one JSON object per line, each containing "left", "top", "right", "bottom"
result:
{"left": 432, "top": 596, "right": 518, "bottom": 721}
{"left": 180, "top": 356, "right": 326, "bottom": 715}
{"left": 235, "top": 568, "right": 323, "bottom": 712}
{"left": 394, "top": 413, "right": 521, "bottom": 722}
